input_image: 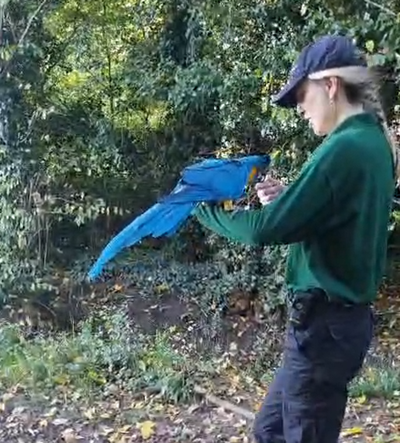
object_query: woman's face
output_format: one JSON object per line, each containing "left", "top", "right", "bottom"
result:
{"left": 295, "top": 77, "right": 339, "bottom": 136}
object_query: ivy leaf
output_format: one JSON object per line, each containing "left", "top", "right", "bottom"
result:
{"left": 365, "top": 40, "right": 375, "bottom": 53}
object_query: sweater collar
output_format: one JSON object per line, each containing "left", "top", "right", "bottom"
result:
{"left": 328, "top": 111, "right": 380, "bottom": 138}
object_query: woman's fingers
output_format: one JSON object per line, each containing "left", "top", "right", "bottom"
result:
{"left": 255, "top": 177, "right": 285, "bottom": 205}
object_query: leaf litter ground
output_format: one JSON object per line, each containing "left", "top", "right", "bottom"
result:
{"left": 0, "top": 387, "right": 398, "bottom": 442}
{"left": 2, "top": 256, "right": 400, "bottom": 442}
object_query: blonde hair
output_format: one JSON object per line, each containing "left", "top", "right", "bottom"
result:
{"left": 309, "top": 66, "right": 400, "bottom": 182}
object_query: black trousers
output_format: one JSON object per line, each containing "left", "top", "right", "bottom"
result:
{"left": 253, "top": 294, "right": 374, "bottom": 443}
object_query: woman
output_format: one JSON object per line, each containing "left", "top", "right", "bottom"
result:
{"left": 194, "top": 35, "right": 399, "bottom": 443}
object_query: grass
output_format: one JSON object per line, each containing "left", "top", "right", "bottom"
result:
{"left": 350, "top": 366, "right": 400, "bottom": 399}
{"left": 0, "top": 305, "right": 399, "bottom": 409}
{"left": 0, "top": 310, "right": 199, "bottom": 403}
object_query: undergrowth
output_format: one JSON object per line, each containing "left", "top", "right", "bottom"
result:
{"left": 350, "top": 366, "right": 400, "bottom": 399}
{"left": 0, "top": 305, "right": 399, "bottom": 407}
{"left": 0, "top": 310, "right": 207, "bottom": 403}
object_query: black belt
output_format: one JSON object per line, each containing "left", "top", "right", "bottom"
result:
{"left": 287, "top": 288, "right": 370, "bottom": 329}
{"left": 287, "top": 288, "right": 369, "bottom": 309}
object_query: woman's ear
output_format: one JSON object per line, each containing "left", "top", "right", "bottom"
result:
{"left": 325, "top": 76, "right": 339, "bottom": 101}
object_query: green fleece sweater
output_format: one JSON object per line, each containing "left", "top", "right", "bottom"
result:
{"left": 194, "top": 113, "right": 396, "bottom": 304}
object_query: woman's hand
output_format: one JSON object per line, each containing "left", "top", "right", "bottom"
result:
{"left": 255, "top": 176, "right": 286, "bottom": 205}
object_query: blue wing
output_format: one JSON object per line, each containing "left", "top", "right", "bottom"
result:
{"left": 159, "top": 159, "right": 261, "bottom": 205}
{"left": 182, "top": 155, "right": 269, "bottom": 182}
{"left": 159, "top": 183, "right": 221, "bottom": 204}
{"left": 182, "top": 159, "right": 248, "bottom": 190}
{"left": 87, "top": 201, "right": 196, "bottom": 280}
{"left": 176, "top": 155, "right": 270, "bottom": 200}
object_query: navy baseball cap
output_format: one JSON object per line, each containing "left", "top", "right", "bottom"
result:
{"left": 273, "top": 35, "right": 368, "bottom": 108}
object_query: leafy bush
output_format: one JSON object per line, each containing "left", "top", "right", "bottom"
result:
{"left": 1, "top": 0, "right": 400, "bottom": 319}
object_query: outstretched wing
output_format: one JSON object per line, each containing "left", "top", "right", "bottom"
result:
{"left": 87, "top": 201, "right": 196, "bottom": 280}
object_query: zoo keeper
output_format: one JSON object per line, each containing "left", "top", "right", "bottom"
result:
{"left": 194, "top": 34, "right": 398, "bottom": 443}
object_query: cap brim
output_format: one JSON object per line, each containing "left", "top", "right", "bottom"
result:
{"left": 272, "top": 76, "right": 303, "bottom": 108}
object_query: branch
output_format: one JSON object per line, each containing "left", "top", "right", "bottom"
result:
{"left": 365, "top": 0, "right": 397, "bottom": 16}
{"left": 43, "top": 25, "right": 78, "bottom": 77}
{"left": 193, "top": 385, "right": 256, "bottom": 420}
{"left": 132, "top": 383, "right": 256, "bottom": 421}
{"left": 0, "top": 0, "right": 48, "bottom": 78}
{"left": 18, "top": 0, "right": 48, "bottom": 46}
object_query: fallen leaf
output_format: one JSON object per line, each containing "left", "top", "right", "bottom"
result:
{"left": 39, "top": 418, "right": 48, "bottom": 428}
{"left": 188, "top": 404, "right": 200, "bottom": 414}
{"left": 356, "top": 394, "right": 367, "bottom": 404}
{"left": 99, "top": 425, "right": 114, "bottom": 436}
{"left": 83, "top": 407, "right": 96, "bottom": 420}
{"left": 61, "top": 428, "right": 77, "bottom": 443}
{"left": 120, "top": 425, "right": 131, "bottom": 433}
{"left": 112, "top": 284, "right": 123, "bottom": 292}
{"left": 341, "top": 426, "right": 363, "bottom": 437}
{"left": 52, "top": 417, "right": 69, "bottom": 426}
{"left": 137, "top": 420, "right": 156, "bottom": 440}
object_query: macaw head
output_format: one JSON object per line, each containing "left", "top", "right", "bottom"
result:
{"left": 222, "top": 154, "right": 271, "bottom": 211}
{"left": 242, "top": 154, "right": 271, "bottom": 185}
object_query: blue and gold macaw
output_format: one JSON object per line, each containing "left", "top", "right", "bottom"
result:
{"left": 87, "top": 154, "right": 270, "bottom": 280}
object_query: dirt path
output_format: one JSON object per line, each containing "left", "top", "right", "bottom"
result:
{"left": 0, "top": 389, "right": 398, "bottom": 442}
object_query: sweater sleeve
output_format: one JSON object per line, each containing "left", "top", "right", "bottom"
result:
{"left": 193, "top": 158, "right": 337, "bottom": 246}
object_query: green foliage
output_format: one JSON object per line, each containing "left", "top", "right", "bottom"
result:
{"left": 0, "top": 311, "right": 196, "bottom": 402}
{"left": 202, "top": 234, "right": 288, "bottom": 313}
{"left": 350, "top": 366, "right": 400, "bottom": 399}
{"left": 0, "top": 0, "right": 400, "bottom": 317}
{"left": 0, "top": 310, "right": 396, "bottom": 405}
